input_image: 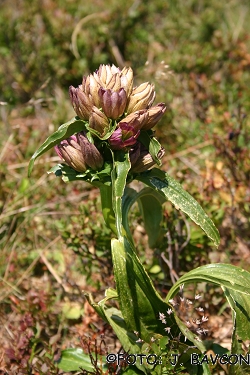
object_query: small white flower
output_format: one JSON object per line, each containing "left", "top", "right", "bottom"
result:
{"left": 167, "top": 308, "right": 173, "bottom": 315}
{"left": 195, "top": 307, "right": 204, "bottom": 312}
{"left": 164, "top": 327, "right": 171, "bottom": 333}
{"left": 196, "top": 328, "right": 203, "bottom": 335}
{"left": 159, "top": 312, "right": 166, "bottom": 321}
{"left": 202, "top": 315, "right": 209, "bottom": 322}
{"left": 136, "top": 338, "right": 144, "bottom": 343}
{"left": 195, "top": 294, "right": 202, "bottom": 300}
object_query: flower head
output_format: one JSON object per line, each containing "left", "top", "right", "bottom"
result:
{"left": 69, "top": 65, "right": 134, "bottom": 122}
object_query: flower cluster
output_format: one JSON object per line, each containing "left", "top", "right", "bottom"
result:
{"left": 56, "top": 64, "right": 166, "bottom": 173}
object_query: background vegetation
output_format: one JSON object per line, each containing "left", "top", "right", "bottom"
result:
{"left": 0, "top": 0, "right": 249, "bottom": 373}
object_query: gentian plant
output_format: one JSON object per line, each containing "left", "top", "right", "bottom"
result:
{"left": 29, "top": 65, "right": 250, "bottom": 374}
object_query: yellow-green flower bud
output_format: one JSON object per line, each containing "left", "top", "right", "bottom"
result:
{"left": 89, "top": 107, "right": 110, "bottom": 137}
{"left": 126, "top": 82, "right": 155, "bottom": 113}
{"left": 118, "top": 110, "right": 149, "bottom": 131}
{"left": 142, "top": 103, "right": 167, "bottom": 131}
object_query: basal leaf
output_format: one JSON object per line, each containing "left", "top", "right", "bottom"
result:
{"left": 57, "top": 348, "right": 105, "bottom": 372}
{"left": 28, "top": 117, "right": 85, "bottom": 176}
{"left": 137, "top": 188, "right": 165, "bottom": 248}
{"left": 111, "top": 237, "right": 180, "bottom": 340}
{"left": 166, "top": 264, "right": 250, "bottom": 358}
{"left": 137, "top": 168, "right": 220, "bottom": 247}
{"left": 223, "top": 287, "right": 250, "bottom": 341}
{"left": 122, "top": 187, "right": 165, "bottom": 248}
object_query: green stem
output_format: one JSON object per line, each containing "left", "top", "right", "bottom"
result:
{"left": 93, "top": 182, "right": 117, "bottom": 235}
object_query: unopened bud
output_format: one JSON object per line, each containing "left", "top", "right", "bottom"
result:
{"left": 69, "top": 86, "right": 92, "bottom": 120}
{"left": 83, "top": 74, "right": 101, "bottom": 108}
{"left": 120, "top": 67, "right": 134, "bottom": 96}
{"left": 89, "top": 106, "right": 110, "bottom": 137}
{"left": 76, "top": 132, "right": 103, "bottom": 170}
{"left": 55, "top": 135, "right": 87, "bottom": 172}
{"left": 130, "top": 142, "right": 165, "bottom": 173}
{"left": 118, "top": 110, "right": 149, "bottom": 132}
{"left": 109, "top": 123, "right": 140, "bottom": 150}
{"left": 126, "top": 82, "right": 155, "bottom": 113}
{"left": 99, "top": 88, "right": 127, "bottom": 119}
{"left": 55, "top": 133, "right": 103, "bottom": 172}
{"left": 142, "top": 103, "right": 167, "bottom": 130}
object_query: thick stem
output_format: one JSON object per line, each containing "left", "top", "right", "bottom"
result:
{"left": 96, "top": 182, "right": 117, "bottom": 235}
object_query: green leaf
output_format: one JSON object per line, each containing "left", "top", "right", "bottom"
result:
{"left": 86, "top": 295, "right": 148, "bottom": 374}
{"left": 28, "top": 117, "right": 85, "bottom": 176}
{"left": 166, "top": 264, "right": 250, "bottom": 352}
{"left": 137, "top": 168, "right": 220, "bottom": 247}
{"left": 111, "top": 151, "right": 131, "bottom": 239}
{"left": 98, "top": 183, "right": 117, "bottom": 234}
{"left": 122, "top": 187, "right": 165, "bottom": 248}
{"left": 166, "top": 264, "right": 250, "bottom": 301}
{"left": 122, "top": 187, "right": 139, "bottom": 244}
{"left": 111, "top": 237, "right": 180, "bottom": 340}
{"left": 223, "top": 287, "right": 250, "bottom": 341}
{"left": 137, "top": 188, "right": 165, "bottom": 248}
{"left": 57, "top": 348, "right": 104, "bottom": 372}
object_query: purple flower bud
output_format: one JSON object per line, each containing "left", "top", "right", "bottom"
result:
{"left": 99, "top": 88, "right": 127, "bottom": 119}
{"left": 69, "top": 86, "right": 93, "bottom": 120}
{"left": 76, "top": 132, "right": 104, "bottom": 170}
{"left": 55, "top": 133, "right": 103, "bottom": 172}
{"left": 109, "top": 123, "right": 140, "bottom": 150}
{"left": 55, "top": 135, "right": 87, "bottom": 172}
{"left": 130, "top": 142, "right": 165, "bottom": 173}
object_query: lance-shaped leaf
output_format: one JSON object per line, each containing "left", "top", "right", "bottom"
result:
{"left": 122, "top": 187, "right": 165, "bottom": 248}
{"left": 57, "top": 348, "right": 106, "bottom": 372}
{"left": 166, "top": 264, "right": 250, "bottom": 343}
{"left": 28, "top": 117, "right": 86, "bottom": 176}
{"left": 111, "top": 237, "right": 180, "bottom": 340}
{"left": 111, "top": 150, "right": 131, "bottom": 239}
{"left": 136, "top": 168, "right": 220, "bottom": 247}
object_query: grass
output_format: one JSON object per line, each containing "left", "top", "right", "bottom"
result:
{"left": 0, "top": 0, "right": 250, "bottom": 373}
